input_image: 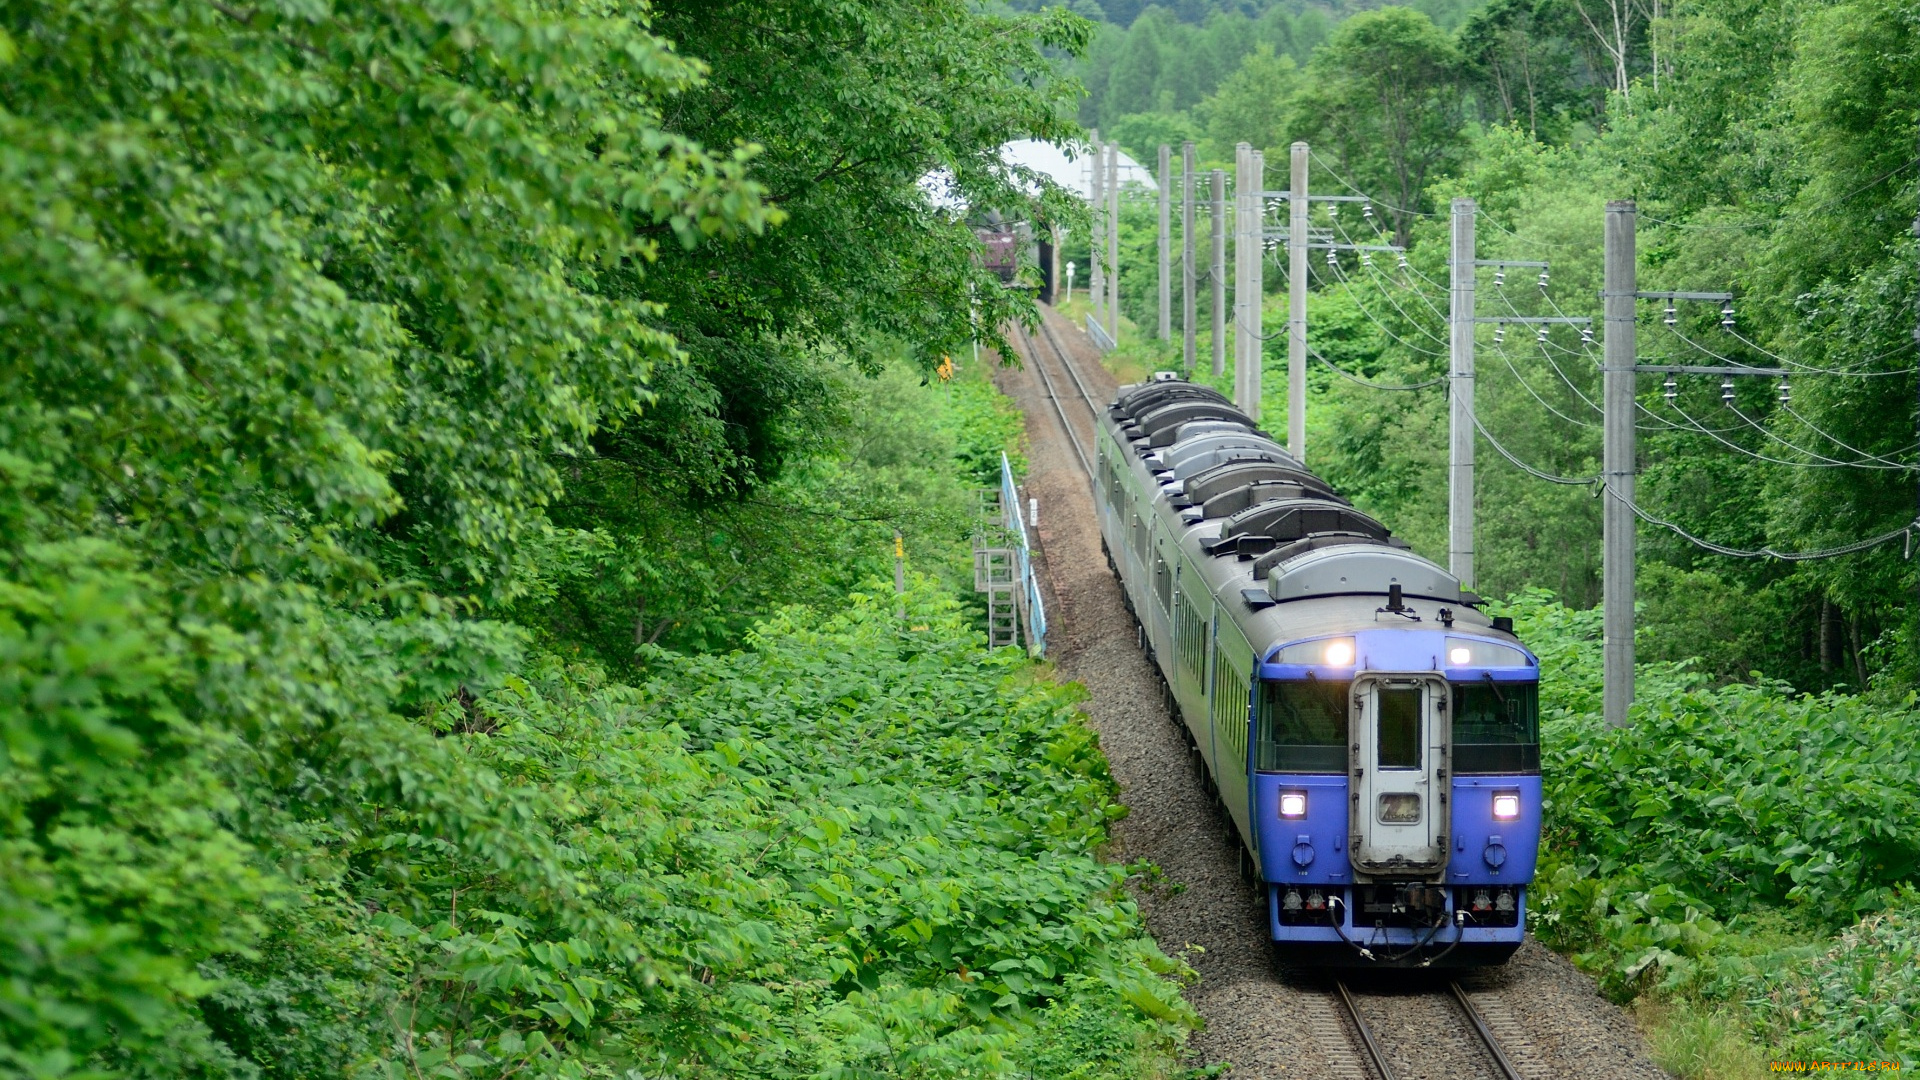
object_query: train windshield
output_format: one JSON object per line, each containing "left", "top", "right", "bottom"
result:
{"left": 1452, "top": 681, "right": 1541, "bottom": 773}
{"left": 1255, "top": 679, "right": 1349, "bottom": 772}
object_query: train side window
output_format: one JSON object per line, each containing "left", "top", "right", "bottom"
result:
{"left": 1377, "top": 687, "right": 1422, "bottom": 769}
{"left": 1174, "top": 585, "right": 1206, "bottom": 683}
{"left": 1211, "top": 654, "right": 1250, "bottom": 769}
{"left": 1154, "top": 558, "right": 1172, "bottom": 611}
{"left": 1256, "top": 680, "right": 1348, "bottom": 772}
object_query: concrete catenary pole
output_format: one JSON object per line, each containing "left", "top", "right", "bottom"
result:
{"left": 1233, "top": 143, "right": 1251, "bottom": 413}
{"left": 1287, "top": 141, "right": 1309, "bottom": 461}
{"left": 1181, "top": 142, "right": 1197, "bottom": 373}
{"left": 1236, "top": 141, "right": 1251, "bottom": 409}
{"left": 1158, "top": 144, "right": 1171, "bottom": 341}
{"left": 1603, "top": 200, "right": 1638, "bottom": 728}
{"left": 1089, "top": 132, "right": 1104, "bottom": 323}
{"left": 1449, "top": 198, "right": 1477, "bottom": 588}
{"left": 1210, "top": 169, "right": 1226, "bottom": 378}
{"left": 1245, "top": 149, "right": 1265, "bottom": 421}
{"left": 1106, "top": 141, "right": 1120, "bottom": 342}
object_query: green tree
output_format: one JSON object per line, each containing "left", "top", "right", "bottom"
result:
{"left": 1290, "top": 7, "right": 1469, "bottom": 243}
{"left": 1458, "top": 0, "right": 1598, "bottom": 139}
{"left": 1195, "top": 44, "right": 1300, "bottom": 159}
{"left": 0, "top": 0, "right": 1106, "bottom": 1072}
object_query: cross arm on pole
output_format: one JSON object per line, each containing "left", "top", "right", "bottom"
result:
{"left": 1475, "top": 259, "right": 1549, "bottom": 268}
{"left": 1634, "top": 364, "right": 1787, "bottom": 376}
{"left": 1472, "top": 315, "right": 1592, "bottom": 324}
{"left": 1258, "top": 192, "right": 1373, "bottom": 202}
{"left": 1632, "top": 290, "right": 1733, "bottom": 302}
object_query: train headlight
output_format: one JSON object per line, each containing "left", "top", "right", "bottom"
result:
{"left": 1279, "top": 791, "right": 1308, "bottom": 818}
{"left": 1272, "top": 637, "right": 1356, "bottom": 668}
{"left": 1446, "top": 637, "right": 1532, "bottom": 668}
{"left": 1492, "top": 791, "right": 1521, "bottom": 820}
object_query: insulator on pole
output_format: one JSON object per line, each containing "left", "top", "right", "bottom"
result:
{"left": 1664, "top": 303, "right": 1677, "bottom": 326}
{"left": 1721, "top": 302, "right": 1736, "bottom": 330}
{"left": 1663, "top": 374, "right": 1677, "bottom": 404}
{"left": 1535, "top": 325, "right": 1549, "bottom": 343}
{"left": 1326, "top": 248, "right": 1338, "bottom": 268}
{"left": 1360, "top": 250, "right": 1372, "bottom": 267}
{"left": 1493, "top": 324, "right": 1506, "bottom": 345}
{"left": 1581, "top": 326, "right": 1595, "bottom": 345}
{"left": 1362, "top": 202, "right": 1373, "bottom": 220}
{"left": 1494, "top": 269, "right": 1506, "bottom": 288}
{"left": 1721, "top": 378, "right": 1735, "bottom": 405}
{"left": 1778, "top": 376, "right": 1791, "bottom": 404}
{"left": 1537, "top": 269, "right": 1550, "bottom": 290}
{"left": 1396, "top": 252, "right": 1409, "bottom": 271}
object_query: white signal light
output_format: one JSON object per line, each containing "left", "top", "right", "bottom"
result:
{"left": 1280, "top": 792, "right": 1308, "bottom": 819}
{"left": 1492, "top": 792, "right": 1521, "bottom": 820}
{"left": 1449, "top": 646, "right": 1473, "bottom": 665}
{"left": 1324, "top": 640, "right": 1354, "bottom": 666}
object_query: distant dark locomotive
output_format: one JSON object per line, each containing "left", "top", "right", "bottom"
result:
{"left": 974, "top": 225, "right": 1019, "bottom": 284}
{"left": 1097, "top": 374, "right": 1542, "bottom": 967}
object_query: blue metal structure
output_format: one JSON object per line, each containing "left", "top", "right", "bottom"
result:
{"left": 1095, "top": 374, "right": 1543, "bottom": 967}
{"left": 1000, "top": 452, "right": 1047, "bottom": 655}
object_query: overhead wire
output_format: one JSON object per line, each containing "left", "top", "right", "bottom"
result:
{"left": 1472, "top": 406, "right": 1920, "bottom": 558}
{"left": 1780, "top": 401, "right": 1920, "bottom": 464}
{"left": 1469, "top": 410, "right": 1599, "bottom": 486}
{"left": 1309, "top": 148, "right": 1437, "bottom": 219}
{"left": 1608, "top": 485, "right": 1920, "bottom": 560}
{"left": 1722, "top": 328, "right": 1918, "bottom": 377}
{"left": 1312, "top": 344, "right": 1444, "bottom": 391}
{"left": 1304, "top": 255, "right": 1448, "bottom": 357}
{"left": 1506, "top": 272, "right": 1747, "bottom": 433}
{"left": 1310, "top": 209, "right": 1448, "bottom": 333}
{"left": 1662, "top": 326, "right": 1920, "bottom": 468}
{"left": 1391, "top": 258, "right": 1462, "bottom": 324}
{"left": 1328, "top": 211, "right": 1455, "bottom": 329}
{"left": 1487, "top": 339, "right": 1600, "bottom": 429}
{"left": 1658, "top": 395, "right": 1916, "bottom": 469}
{"left": 1303, "top": 153, "right": 1920, "bottom": 558}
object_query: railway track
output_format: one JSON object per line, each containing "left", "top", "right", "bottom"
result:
{"left": 1007, "top": 312, "right": 1102, "bottom": 487}
{"left": 1332, "top": 977, "right": 1532, "bottom": 1080}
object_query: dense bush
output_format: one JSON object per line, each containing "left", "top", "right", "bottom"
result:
{"left": 1498, "top": 590, "right": 1920, "bottom": 1063}
{"left": 3, "top": 573, "right": 1195, "bottom": 1077}
{"left": 1, "top": 0, "right": 1145, "bottom": 1073}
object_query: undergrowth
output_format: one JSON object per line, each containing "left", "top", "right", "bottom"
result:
{"left": 1494, "top": 589, "right": 1920, "bottom": 1070}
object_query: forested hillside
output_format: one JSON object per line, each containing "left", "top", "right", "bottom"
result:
{"left": 0, "top": 0, "right": 1214, "bottom": 1075}
{"left": 1028, "top": 0, "right": 1487, "bottom": 133}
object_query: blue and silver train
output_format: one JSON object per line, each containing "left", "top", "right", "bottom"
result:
{"left": 1096, "top": 374, "right": 1542, "bottom": 967}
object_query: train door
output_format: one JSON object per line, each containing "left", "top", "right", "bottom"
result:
{"left": 1349, "top": 675, "right": 1450, "bottom": 873}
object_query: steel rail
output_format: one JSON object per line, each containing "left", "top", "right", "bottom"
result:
{"left": 1450, "top": 980, "right": 1525, "bottom": 1080}
{"left": 1009, "top": 320, "right": 1095, "bottom": 488}
{"left": 1333, "top": 978, "right": 1397, "bottom": 1080}
{"left": 1031, "top": 307, "right": 1108, "bottom": 433}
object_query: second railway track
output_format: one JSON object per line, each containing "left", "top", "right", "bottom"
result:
{"left": 1009, "top": 311, "right": 1103, "bottom": 486}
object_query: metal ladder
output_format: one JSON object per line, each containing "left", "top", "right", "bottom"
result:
{"left": 973, "top": 488, "right": 1021, "bottom": 651}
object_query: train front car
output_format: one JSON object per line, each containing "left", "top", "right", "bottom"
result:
{"left": 1257, "top": 604, "right": 1541, "bottom": 968}
{"left": 1095, "top": 373, "right": 1542, "bottom": 970}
